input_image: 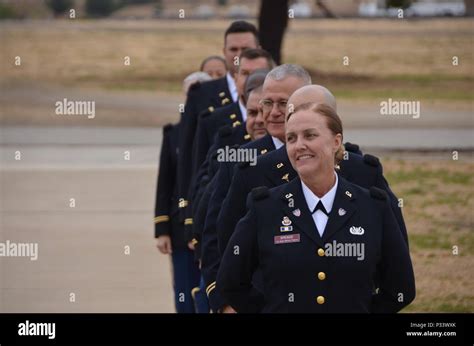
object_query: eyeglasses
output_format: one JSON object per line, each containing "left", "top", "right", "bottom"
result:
{"left": 259, "top": 99, "right": 288, "bottom": 113}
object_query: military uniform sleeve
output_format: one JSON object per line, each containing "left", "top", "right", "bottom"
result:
{"left": 371, "top": 190, "right": 416, "bottom": 313}
{"left": 154, "top": 126, "right": 173, "bottom": 238}
{"left": 201, "top": 164, "right": 233, "bottom": 312}
{"left": 368, "top": 155, "right": 409, "bottom": 246}
{"left": 177, "top": 86, "right": 201, "bottom": 221}
{"left": 192, "top": 178, "right": 212, "bottom": 262}
{"left": 217, "top": 163, "right": 251, "bottom": 255}
{"left": 191, "top": 114, "right": 212, "bottom": 180}
{"left": 217, "top": 196, "right": 261, "bottom": 313}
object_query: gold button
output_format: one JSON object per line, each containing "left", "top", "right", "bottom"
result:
{"left": 318, "top": 272, "right": 326, "bottom": 280}
{"left": 316, "top": 296, "right": 325, "bottom": 304}
{"left": 317, "top": 248, "right": 325, "bottom": 257}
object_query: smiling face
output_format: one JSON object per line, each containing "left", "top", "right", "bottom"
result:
{"left": 261, "top": 76, "right": 307, "bottom": 142}
{"left": 286, "top": 109, "right": 342, "bottom": 180}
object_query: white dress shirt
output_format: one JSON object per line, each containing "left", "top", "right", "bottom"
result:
{"left": 238, "top": 99, "right": 247, "bottom": 122}
{"left": 301, "top": 173, "right": 338, "bottom": 237}
{"left": 226, "top": 72, "right": 238, "bottom": 103}
{"left": 271, "top": 136, "right": 285, "bottom": 150}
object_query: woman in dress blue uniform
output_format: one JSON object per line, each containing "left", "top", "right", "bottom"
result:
{"left": 217, "top": 102, "right": 415, "bottom": 313}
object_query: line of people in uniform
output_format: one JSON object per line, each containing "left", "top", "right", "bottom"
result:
{"left": 154, "top": 20, "right": 415, "bottom": 313}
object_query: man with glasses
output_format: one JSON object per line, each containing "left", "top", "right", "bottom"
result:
{"left": 202, "top": 64, "right": 312, "bottom": 313}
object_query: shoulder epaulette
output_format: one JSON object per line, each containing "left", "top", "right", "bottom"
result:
{"left": 199, "top": 108, "right": 213, "bottom": 119}
{"left": 344, "top": 142, "right": 360, "bottom": 154}
{"left": 189, "top": 82, "right": 201, "bottom": 91}
{"left": 363, "top": 154, "right": 380, "bottom": 167}
{"left": 370, "top": 186, "right": 387, "bottom": 200}
{"left": 251, "top": 186, "right": 269, "bottom": 201}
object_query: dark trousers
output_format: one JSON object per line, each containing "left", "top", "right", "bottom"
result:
{"left": 171, "top": 248, "right": 201, "bottom": 313}
{"left": 193, "top": 276, "right": 210, "bottom": 313}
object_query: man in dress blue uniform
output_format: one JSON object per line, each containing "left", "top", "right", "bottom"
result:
{"left": 154, "top": 123, "right": 201, "bottom": 313}
{"left": 177, "top": 21, "right": 260, "bottom": 225}
{"left": 188, "top": 69, "right": 271, "bottom": 258}
{"left": 183, "top": 50, "right": 274, "bottom": 241}
{"left": 191, "top": 49, "right": 274, "bottom": 179}
{"left": 201, "top": 64, "right": 313, "bottom": 312}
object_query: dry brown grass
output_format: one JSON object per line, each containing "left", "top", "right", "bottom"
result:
{"left": 382, "top": 157, "right": 474, "bottom": 312}
{"left": 0, "top": 19, "right": 472, "bottom": 100}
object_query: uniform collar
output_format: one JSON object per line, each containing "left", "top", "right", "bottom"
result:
{"left": 280, "top": 175, "right": 356, "bottom": 246}
{"left": 238, "top": 98, "right": 247, "bottom": 122}
{"left": 301, "top": 172, "right": 338, "bottom": 215}
{"left": 226, "top": 72, "right": 238, "bottom": 103}
{"left": 271, "top": 136, "right": 285, "bottom": 150}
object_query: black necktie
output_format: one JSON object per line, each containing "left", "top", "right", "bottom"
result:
{"left": 312, "top": 201, "right": 328, "bottom": 216}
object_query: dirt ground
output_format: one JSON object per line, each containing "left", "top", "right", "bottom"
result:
{"left": 0, "top": 19, "right": 472, "bottom": 99}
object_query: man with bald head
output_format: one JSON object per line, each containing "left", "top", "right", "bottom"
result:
{"left": 217, "top": 84, "right": 408, "bottom": 257}
{"left": 286, "top": 84, "right": 337, "bottom": 112}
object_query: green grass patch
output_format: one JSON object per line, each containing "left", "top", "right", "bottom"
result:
{"left": 409, "top": 232, "right": 453, "bottom": 251}
{"left": 385, "top": 168, "right": 472, "bottom": 186}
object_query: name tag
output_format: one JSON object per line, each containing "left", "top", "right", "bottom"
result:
{"left": 274, "top": 234, "right": 300, "bottom": 244}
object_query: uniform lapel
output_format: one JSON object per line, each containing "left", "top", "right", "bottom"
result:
{"left": 280, "top": 178, "right": 324, "bottom": 247}
{"left": 321, "top": 176, "right": 357, "bottom": 242}
{"left": 235, "top": 102, "right": 243, "bottom": 123}
{"left": 266, "top": 148, "right": 297, "bottom": 187}
{"left": 212, "top": 77, "right": 232, "bottom": 107}
{"left": 256, "top": 134, "right": 276, "bottom": 156}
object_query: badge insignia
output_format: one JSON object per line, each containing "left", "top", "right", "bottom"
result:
{"left": 338, "top": 208, "right": 346, "bottom": 216}
{"left": 282, "top": 216, "right": 292, "bottom": 226}
{"left": 349, "top": 226, "right": 365, "bottom": 235}
{"left": 274, "top": 234, "right": 300, "bottom": 244}
{"left": 285, "top": 193, "right": 293, "bottom": 199}
{"left": 345, "top": 191, "right": 352, "bottom": 198}
{"left": 282, "top": 173, "right": 289, "bottom": 182}
{"left": 277, "top": 163, "right": 284, "bottom": 169}
{"left": 292, "top": 209, "right": 301, "bottom": 217}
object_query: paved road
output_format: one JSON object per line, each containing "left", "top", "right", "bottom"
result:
{"left": 0, "top": 127, "right": 175, "bottom": 312}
